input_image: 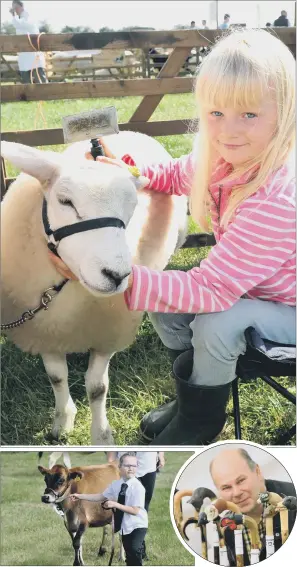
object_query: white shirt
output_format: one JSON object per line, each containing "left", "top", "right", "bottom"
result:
{"left": 103, "top": 476, "right": 148, "bottom": 535}
{"left": 116, "top": 452, "right": 158, "bottom": 477}
{"left": 12, "top": 10, "right": 45, "bottom": 71}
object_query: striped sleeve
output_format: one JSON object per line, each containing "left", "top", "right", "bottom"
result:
{"left": 141, "top": 153, "right": 195, "bottom": 196}
{"left": 124, "top": 187, "right": 296, "bottom": 313}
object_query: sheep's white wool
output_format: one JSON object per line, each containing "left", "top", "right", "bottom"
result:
{"left": 1, "top": 131, "right": 188, "bottom": 444}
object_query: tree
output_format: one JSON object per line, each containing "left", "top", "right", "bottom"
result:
{"left": 38, "top": 20, "right": 53, "bottom": 33}
{"left": 0, "top": 21, "right": 16, "bottom": 34}
{"left": 120, "top": 26, "right": 155, "bottom": 31}
{"left": 98, "top": 26, "right": 114, "bottom": 33}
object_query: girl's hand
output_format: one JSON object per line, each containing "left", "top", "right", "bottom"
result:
{"left": 85, "top": 138, "right": 118, "bottom": 161}
{"left": 128, "top": 272, "right": 134, "bottom": 289}
{"left": 85, "top": 152, "right": 129, "bottom": 171}
{"left": 70, "top": 493, "right": 80, "bottom": 501}
{"left": 48, "top": 250, "right": 78, "bottom": 281}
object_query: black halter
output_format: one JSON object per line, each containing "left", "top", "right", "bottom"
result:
{"left": 46, "top": 484, "right": 70, "bottom": 502}
{"left": 42, "top": 199, "right": 125, "bottom": 258}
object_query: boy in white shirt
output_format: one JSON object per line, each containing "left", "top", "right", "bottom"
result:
{"left": 71, "top": 452, "right": 148, "bottom": 566}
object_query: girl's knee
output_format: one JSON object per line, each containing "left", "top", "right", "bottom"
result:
{"left": 191, "top": 309, "right": 247, "bottom": 356}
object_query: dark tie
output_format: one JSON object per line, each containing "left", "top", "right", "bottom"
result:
{"left": 114, "top": 483, "right": 128, "bottom": 533}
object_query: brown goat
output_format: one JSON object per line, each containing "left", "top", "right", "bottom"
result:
{"left": 38, "top": 461, "right": 120, "bottom": 566}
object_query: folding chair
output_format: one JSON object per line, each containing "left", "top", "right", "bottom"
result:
{"left": 181, "top": 233, "right": 296, "bottom": 445}
{"left": 233, "top": 327, "right": 296, "bottom": 445}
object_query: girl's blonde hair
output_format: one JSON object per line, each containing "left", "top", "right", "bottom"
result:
{"left": 190, "top": 29, "right": 295, "bottom": 230}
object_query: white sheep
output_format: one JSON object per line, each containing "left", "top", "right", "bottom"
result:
{"left": 1, "top": 131, "right": 188, "bottom": 444}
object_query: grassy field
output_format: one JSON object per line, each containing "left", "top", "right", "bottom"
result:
{"left": 0, "top": 451, "right": 194, "bottom": 566}
{"left": 1, "top": 94, "right": 296, "bottom": 446}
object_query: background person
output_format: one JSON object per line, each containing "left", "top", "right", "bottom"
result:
{"left": 274, "top": 10, "right": 290, "bottom": 26}
{"left": 72, "top": 452, "right": 148, "bottom": 566}
{"left": 219, "top": 13, "right": 230, "bottom": 29}
{"left": 10, "top": 0, "right": 47, "bottom": 83}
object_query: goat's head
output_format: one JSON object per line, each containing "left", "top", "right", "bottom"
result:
{"left": 2, "top": 141, "right": 149, "bottom": 296}
{"left": 38, "top": 464, "right": 83, "bottom": 503}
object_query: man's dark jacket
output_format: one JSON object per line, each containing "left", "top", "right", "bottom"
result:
{"left": 273, "top": 15, "right": 289, "bottom": 26}
{"left": 258, "top": 478, "right": 296, "bottom": 562}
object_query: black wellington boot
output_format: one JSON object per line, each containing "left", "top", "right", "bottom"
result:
{"left": 139, "top": 348, "right": 190, "bottom": 443}
{"left": 150, "top": 350, "right": 231, "bottom": 446}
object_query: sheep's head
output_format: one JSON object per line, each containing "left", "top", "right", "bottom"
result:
{"left": 1, "top": 141, "right": 150, "bottom": 296}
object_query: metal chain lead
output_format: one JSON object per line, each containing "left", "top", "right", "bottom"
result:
{"left": 1, "top": 286, "right": 61, "bottom": 331}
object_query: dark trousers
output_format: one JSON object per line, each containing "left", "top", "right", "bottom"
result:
{"left": 122, "top": 528, "right": 147, "bottom": 566}
{"left": 137, "top": 471, "right": 156, "bottom": 558}
{"left": 138, "top": 471, "right": 157, "bottom": 512}
{"left": 20, "top": 67, "right": 48, "bottom": 83}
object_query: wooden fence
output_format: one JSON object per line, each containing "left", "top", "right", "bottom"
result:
{"left": 1, "top": 28, "right": 296, "bottom": 193}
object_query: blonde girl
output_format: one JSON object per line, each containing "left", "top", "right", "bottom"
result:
{"left": 53, "top": 29, "right": 296, "bottom": 446}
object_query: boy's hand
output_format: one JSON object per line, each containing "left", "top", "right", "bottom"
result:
{"left": 158, "top": 454, "right": 166, "bottom": 469}
{"left": 70, "top": 493, "right": 80, "bottom": 501}
{"left": 102, "top": 500, "right": 117, "bottom": 509}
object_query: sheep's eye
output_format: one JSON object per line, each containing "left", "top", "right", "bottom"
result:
{"left": 58, "top": 198, "right": 75, "bottom": 209}
{"left": 58, "top": 198, "right": 82, "bottom": 219}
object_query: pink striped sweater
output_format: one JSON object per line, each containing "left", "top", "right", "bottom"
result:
{"left": 124, "top": 153, "right": 296, "bottom": 313}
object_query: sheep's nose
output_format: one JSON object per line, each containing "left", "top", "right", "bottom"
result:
{"left": 102, "top": 268, "right": 131, "bottom": 288}
{"left": 41, "top": 494, "right": 50, "bottom": 503}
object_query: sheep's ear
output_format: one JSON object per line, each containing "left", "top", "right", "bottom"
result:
{"left": 1, "top": 141, "right": 61, "bottom": 186}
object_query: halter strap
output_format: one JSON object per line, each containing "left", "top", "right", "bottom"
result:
{"left": 42, "top": 199, "right": 125, "bottom": 257}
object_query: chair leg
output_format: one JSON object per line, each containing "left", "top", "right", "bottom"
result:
{"left": 232, "top": 378, "right": 242, "bottom": 439}
{"left": 259, "top": 375, "right": 296, "bottom": 405}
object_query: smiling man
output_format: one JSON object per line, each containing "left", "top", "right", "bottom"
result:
{"left": 210, "top": 448, "right": 266, "bottom": 520}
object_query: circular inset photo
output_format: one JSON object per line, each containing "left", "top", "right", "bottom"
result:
{"left": 171, "top": 443, "right": 296, "bottom": 565}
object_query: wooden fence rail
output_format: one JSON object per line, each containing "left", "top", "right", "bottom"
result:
{"left": 1, "top": 27, "right": 295, "bottom": 194}
{"left": 1, "top": 77, "right": 193, "bottom": 102}
{"left": 1, "top": 28, "right": 295, "bottom": 52}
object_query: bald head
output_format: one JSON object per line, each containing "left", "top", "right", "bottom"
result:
{"left": 209, "top": 449, "right": 266, "bottom": 518}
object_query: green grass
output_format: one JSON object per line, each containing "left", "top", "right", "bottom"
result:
{"left": 0, "top": 451, "right": 194, "bottom": 566}
{"left": 1, "top": 94, "right": 295, "bottom": 447}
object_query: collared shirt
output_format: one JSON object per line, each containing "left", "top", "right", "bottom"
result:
{"left": 116, "top": 452, "right": 158, "bottom": 477}
{"left": 103, "top": 476, "right": 148, "bottom": 535}
{"left": 11, "top": 11, "right": 45, "bottom": 71}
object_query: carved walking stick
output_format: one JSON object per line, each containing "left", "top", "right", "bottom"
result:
{"left": 257, "top": 491, "right": 282, "bottom": 558}
{"left": 275, "top": 498, "right": 291, "bottom": 545}
{"left": 242, "top": 515, "right": 261, "bottom": 565}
